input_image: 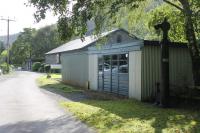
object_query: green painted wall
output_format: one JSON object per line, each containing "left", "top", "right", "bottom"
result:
{"left": 61, "top": 52, "right": 89, "bottom": 88}
{"left": 45, "top": 54, "right": 59, "bottom": 64}
{"left": 141, "top": 45, "right": 193, "bottom": 101}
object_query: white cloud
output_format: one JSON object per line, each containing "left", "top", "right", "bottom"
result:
{"left": 0, "top": 0, "right": 58, "bottom": 35}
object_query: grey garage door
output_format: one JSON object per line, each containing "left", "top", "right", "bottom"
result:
{"left": 98, "top": 54, "right": 129, "bottom": 96}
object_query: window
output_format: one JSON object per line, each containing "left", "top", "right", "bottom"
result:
{"left": 119, "top": 54, "right": 128, "bottom": 60}
{"left": 119, "top": 61, "right": 128, "bottom": 73}
{"left": 104, "top": 55, "right": 111, "bottom": 62}
{"left": 117, "top": 35, "right": 122, "bottom": 43}
{"left": 104, "top": 55, "right": 111, "bottom": 71}
{"left": 98, "top": 56, "right": 103, "bottom": 73}
{"left": 112, "top": 55, "right": 118, "bottom": 60}
{"left": 57, "top": 53, "right": 61, "bottom": 64}
{"left": 98, "top": 54, "right": 128, "bottom": 74}
{"left": 112, "top": 61, "right": 118, "bottom": 74}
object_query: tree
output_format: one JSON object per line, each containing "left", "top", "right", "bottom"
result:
{"left": 0, "top": 50, "right": 10, "bottom": 73}
{"left": 31, "top": 25, "right": 64, "bottom": 59}
{"left": 0, "top": 50, "right": 7, "bottom": 64}
{"left": 111, "top": 2, "right": 188, "bottom": 42}
{"left": 10, "top": 28, "right": 36, "bottom": 65}
{"left": 0, "top": 41, "right": 5, "bottom": 53}
{"left": 28, "top": 0, "right": 200, "bottom": 85}
{"left": 10, "top": 25, "right": 64, "bottom": 66}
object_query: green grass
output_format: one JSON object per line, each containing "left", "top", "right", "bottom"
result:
{"left": 61, "top": 99, "right": 200, "bottom": 133}
{"left": 37, "top": 74, "right": 82, "bottom": 93}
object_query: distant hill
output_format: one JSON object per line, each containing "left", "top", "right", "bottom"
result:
{"left": 0, "top": 33, "right": 20, "bottom": 47}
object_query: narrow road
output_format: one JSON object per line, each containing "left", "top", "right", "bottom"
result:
{"left": 0, "top": 71, "right": 94, "bottom": 133}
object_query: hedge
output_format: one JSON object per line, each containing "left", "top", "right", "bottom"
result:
{"left": 32, "top": 62, "right": 41, "bottom": 72}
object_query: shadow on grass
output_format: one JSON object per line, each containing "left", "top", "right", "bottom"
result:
{"left": 40, "top": 83, "right": 81, "bottom": 93}
{"left": 40, "top": 83, "right": 92, "bottom": 102}
{"left": 78, "top": 100, "right": 200, "bottom": 133}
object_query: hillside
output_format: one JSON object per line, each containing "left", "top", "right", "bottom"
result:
{"left": 0, "top": 33, "right": 20, "bottom": 47}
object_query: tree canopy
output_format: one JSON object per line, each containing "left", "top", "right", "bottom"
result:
{"left": 0, "top": 41, "right": 5, "bottom": 53}
{"left": 10, "top": 25, "right": 64, "bottom": 66}
{"left": 32, "top": 25, "right": 65, "bottom": 59}
{"left": 28, "top": 0, "right": 199, "bottom": 39}
{"left": 27, "top": 0, "right": 200, "bottom": 60}
{"left": 10, "top": 28, "right": 36, "bottom": 65}
{"left": 28, "top": 0, "right": 200, "bottom": 84}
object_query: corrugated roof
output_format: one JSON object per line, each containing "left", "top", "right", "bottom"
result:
{"left": 46, "top": 29, "right": 129, "bottom": 55}
{"left": 144, "top": 40, "right": 188, "bottom": 48}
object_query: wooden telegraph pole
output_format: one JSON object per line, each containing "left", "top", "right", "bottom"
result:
{"left": 0, "top": 17, "right": 15, "bottom": 72}
{"left": 154, "top": 18, "right": 171, "bottom": 107}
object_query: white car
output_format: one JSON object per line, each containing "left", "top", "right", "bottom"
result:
{"left": 17, "top": 67, "right": 22, "bottom": 71}
{"left": 99, "top": 64, "right": 128, "bottom": 74}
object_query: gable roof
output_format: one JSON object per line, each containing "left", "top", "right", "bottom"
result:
{"left": 46, "top": 29, "right": 135, "bottom": 55}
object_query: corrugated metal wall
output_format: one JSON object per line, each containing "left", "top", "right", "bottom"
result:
{"left": 141, "top": 45, "right": 194, "bottom": 101}
{"left": 61, "top": 52, "right": 89, "bottom": 88}
{"left": 45, "top": 54, "right": 59, "bottom": 64}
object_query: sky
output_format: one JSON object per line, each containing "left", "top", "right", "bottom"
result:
{"left": 0, "top": 0, "right": 58, "bottom": 36}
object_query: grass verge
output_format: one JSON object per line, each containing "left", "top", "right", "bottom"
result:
{"left": 37, "top": 74, "right": 82, "bottom": 93}
{"left": 61, "top": 99, "right": 200, "bottom": 133}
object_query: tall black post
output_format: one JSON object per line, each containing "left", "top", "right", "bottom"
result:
{"left": 154, "top": 18, "right": 170, "bottom": 107}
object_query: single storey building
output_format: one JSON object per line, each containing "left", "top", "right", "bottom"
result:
{"left": 46, "top": 29, "right": 193, "bottom": 101}
{"left": 45, "top": 52, "right": 62, "bottom": 71}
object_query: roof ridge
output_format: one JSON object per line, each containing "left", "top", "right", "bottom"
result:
{"left": 45, "top": 28, "right": 133, "bottom": 55}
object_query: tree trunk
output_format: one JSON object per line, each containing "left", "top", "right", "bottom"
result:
{"left": 179, "top": 0, "right": 200, "bottom": 85}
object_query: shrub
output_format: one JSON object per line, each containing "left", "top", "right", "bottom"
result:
{"left": 32, "top": 62, "right": 41, "bottom": 72}
{"left": 44, "top": 64, "right": 51, "bottom": 73}
{"left": 38, "top": 63, "right": 46, "bottom": 73}
{"left": 0, "top": 63, "right": 9, "bottom": 74}
{"left": 44, "top": 64, "right": 51, "bottom": 78}
{"left": 38, "top": 67, "right": 44, "bottom": 73}
{"left": 41, "top": 63, "right": 45, "bottom": 67}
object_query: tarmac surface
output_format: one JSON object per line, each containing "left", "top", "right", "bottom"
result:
{"left": 0, "top": 71, "right": 94, "bottom": 133}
